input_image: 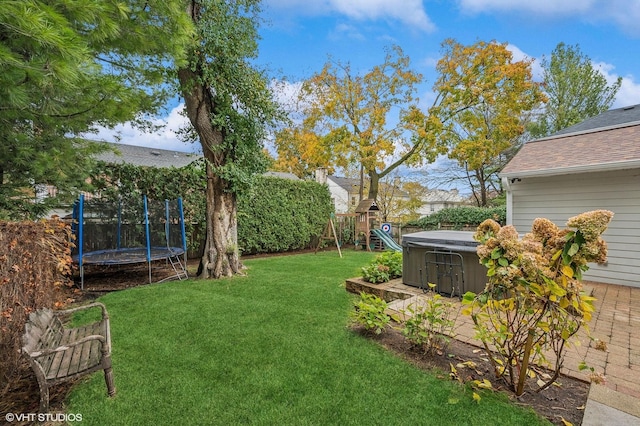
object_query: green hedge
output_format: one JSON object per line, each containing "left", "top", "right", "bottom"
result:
{"left": 404, "top": 206, "right": 506, "bottom": 230}
{"left": 90, "top": 163, "right": 332, "bottom": 256}
{"left": 238, "top": 176, "right": 332, "bottom": 254}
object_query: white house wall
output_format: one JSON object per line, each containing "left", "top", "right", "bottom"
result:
{"left": 326, "top": 179, "right": 351, "bottom": 213}
{"left": 508, "top": 168, "right": 640, "bottom": 288}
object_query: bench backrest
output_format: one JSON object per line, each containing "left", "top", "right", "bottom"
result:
{"left": 23, "top": 308, "right": 65, "bottom": 354}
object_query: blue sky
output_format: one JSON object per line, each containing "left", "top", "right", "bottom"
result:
{"left": 94, "top": 0, "right": 640, "bottom": 154}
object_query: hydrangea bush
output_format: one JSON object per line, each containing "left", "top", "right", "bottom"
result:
{"left": 462, "top": 210, "right": 613, "bottom": 396}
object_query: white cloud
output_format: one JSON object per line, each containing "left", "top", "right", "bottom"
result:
{"left": 331, "top": 0, "right": 435, "bottom": 32}
{"left": 86, "top": 104, "right": 200, "bottom": 153}
{"left": 457, "top": 0, "right": 640, "bottom": 36}
{"left": 603, "top": 1, "right": 640, "bottom": 36}
{"left": 458, "top": 0, "right": 596, "bottom": 15}
{"left": 328, "top": 23, "right": 365, "bottom": 41}
{"left": 506, "top": 44, "right": 543, "bottom": 81}
{"left": 591, "top": 61, "right": 640, "bottom": 108}
{"left": 270, "top": 79, "right": 306, "bottom": 116}
{"left": 265, "top": 0, "right": 435, "bottom": 32}
{"left": 615, "top": 77, "right": 640, "bottom": 108}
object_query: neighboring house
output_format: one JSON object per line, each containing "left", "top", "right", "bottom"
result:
{"left": 263, "top": 171, "right": 300, "bottom": 181}
{"left": 315, "top": 170, "right": 362, "bottom": 213}
{"left": 416, "top": 188, "right": 467, "bottom": 216}
{"left": 316, "top": 173, "right": 411, "bottom": 215}
{"left": 500, "top": 104, "right": 640, "bottom": 288}
{"left": 97, "top": 142, "right": 300, "bottom": 180}
{"left": 314, "top": 168, "right": 466, "bottom": 218}
{"left": 96, "top": 142, "right": 200, "bottom": 168}
{"left": 39, "top": 142, "right": 199, "bottom": 201}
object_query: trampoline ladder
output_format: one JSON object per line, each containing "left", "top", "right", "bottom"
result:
{"left": 158, "top": 252, "right": 188, "bottom": 283}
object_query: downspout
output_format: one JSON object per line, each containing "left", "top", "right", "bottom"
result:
{"left": 502, "top": 176, "right": 513, "bottom": 226}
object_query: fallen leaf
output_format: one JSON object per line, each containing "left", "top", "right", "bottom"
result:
{"left": 473, "top": 379, "right": 493, "bottom": 390}
{"left": 560, "top": 417, "right": 573, "bottom": 426}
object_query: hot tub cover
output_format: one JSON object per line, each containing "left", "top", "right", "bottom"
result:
{"left": 402, "top": 230, "right": 479, "bottom": 253}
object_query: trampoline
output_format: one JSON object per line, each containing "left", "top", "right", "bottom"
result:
{"left": 72, "top": 194, "right": 188, "bottom": 289}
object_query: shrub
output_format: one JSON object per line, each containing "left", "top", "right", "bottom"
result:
{"left": 90, "top": 162, "right": 334, "bottom": 255}
{"left": 462, "top": 210, "right": 613, "bottom": 396}
{"left": 404, "top": 206, "right": 506, "bottom": 230}
{"left": 361, "top": 252, "right": 402, "bottom": 283}
{"left": 350, "top": 292, "right": 390, "bottom": 335}
{"left": 361, "top": 263, "right": 390, "bottom": 284}
{"left": 0, "top": 219, "right": 74, "bottom": 402}
{"left": 237, "top": 177, "right": 332, "bottom": 254}
{"left": 402, "top": 284, "right": 457, "bottom": 354}
{"left": 377, "top": 251, "right": 402, "bottom": 278}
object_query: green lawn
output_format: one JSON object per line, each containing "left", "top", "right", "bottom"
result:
{"left": 67, "top": 250, "right": 548, "bottom": 425}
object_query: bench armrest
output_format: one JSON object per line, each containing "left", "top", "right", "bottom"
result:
{"left": 55, "top": 302, "right": 109, "bottom": 320}
{"left": 25, "top": 334, "right": 107, "bottom": 358}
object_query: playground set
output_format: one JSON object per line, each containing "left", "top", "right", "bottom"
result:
{"left": 317, "top": 198, "right": 402, "bottom": 254}
{"left": 72, "top": 194, "right": 188, "bottom": 289}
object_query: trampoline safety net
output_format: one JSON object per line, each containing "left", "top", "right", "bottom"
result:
{"left": 72, "top": 195, "right": 188, "bottom": 288}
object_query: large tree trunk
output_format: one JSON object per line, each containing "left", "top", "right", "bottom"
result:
{"left": 199, "top": 160, "right": 241, "bottom": 278}
{"left": 367, "top": 170, "right": 380, "bottom": 201}
{"left": 178, "top": 66, "right": 242, "bottom": 279}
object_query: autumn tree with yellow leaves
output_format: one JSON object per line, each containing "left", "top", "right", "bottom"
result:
{"left": 274, "top": 45, "right": 437, "bottom": 201}
{"left": 431, "top": 39, "right": 546, "bottom": 206}
{"left": 275, "top": 40, "right": 544, "bottom": 206}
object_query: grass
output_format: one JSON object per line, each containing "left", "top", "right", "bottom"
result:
{"left": 67, "top": 250, "right": 548, "bottom": 425}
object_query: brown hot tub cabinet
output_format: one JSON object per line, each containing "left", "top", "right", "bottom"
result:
{"left": 401, "top": 230, "right": 488, "bottom": 297}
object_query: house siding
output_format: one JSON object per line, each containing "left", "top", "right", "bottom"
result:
{"left": 326, "top": 179, "right": 351, "bottom": 213}
{"left": 508, "top": 168, "right": 640, "bottom": 288}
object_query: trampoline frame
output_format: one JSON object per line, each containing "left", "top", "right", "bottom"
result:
{"left": 73, "top": 194, "right": 188, "bottom": 289}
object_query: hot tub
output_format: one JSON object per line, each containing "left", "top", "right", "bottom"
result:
{"left": 401, "top": 230, "right": 488, "bottom": 296}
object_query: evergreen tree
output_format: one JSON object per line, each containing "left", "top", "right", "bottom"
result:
{"left": 0, "top": 1, "right": 191, "bottom": 219}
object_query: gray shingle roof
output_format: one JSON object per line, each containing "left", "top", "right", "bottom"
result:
{"left": 94, "top": 143, "right": 303, "bottom": 181}
{"left": 263, "top": 171, "right": 300, "bottom": 180}
{"left": 96, "top": 142, "right": 199, "bottom": 168}
{"left": 552, "top": 104, "right": 640, "bottom": 136}
{"left": 422, "top": 189, "right": 466, "bottom": 203}
{"left": 328, "top": 175, "right": 361, "bottom": 192}
{"left": 501, "top": 106, "right": 640, "bottom": 178}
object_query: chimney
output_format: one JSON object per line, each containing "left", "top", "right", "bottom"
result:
{"left": 315, "top": 167, "right": 327, "bottom": 184}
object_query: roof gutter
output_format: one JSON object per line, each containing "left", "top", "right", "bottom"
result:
{"left": 500, "top": 159, "right": 640, "bottom": 179}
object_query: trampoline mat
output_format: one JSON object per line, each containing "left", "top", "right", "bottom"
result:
{"left": 73, "top": 247, "right": 185, "bottom": 265}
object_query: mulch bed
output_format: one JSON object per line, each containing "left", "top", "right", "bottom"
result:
{"left": 354, "top": 324, "right": 590, "bottom": 425}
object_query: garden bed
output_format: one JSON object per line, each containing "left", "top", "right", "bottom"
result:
{"left": 353, "top": 323, "right": 590, "bottom": 426}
